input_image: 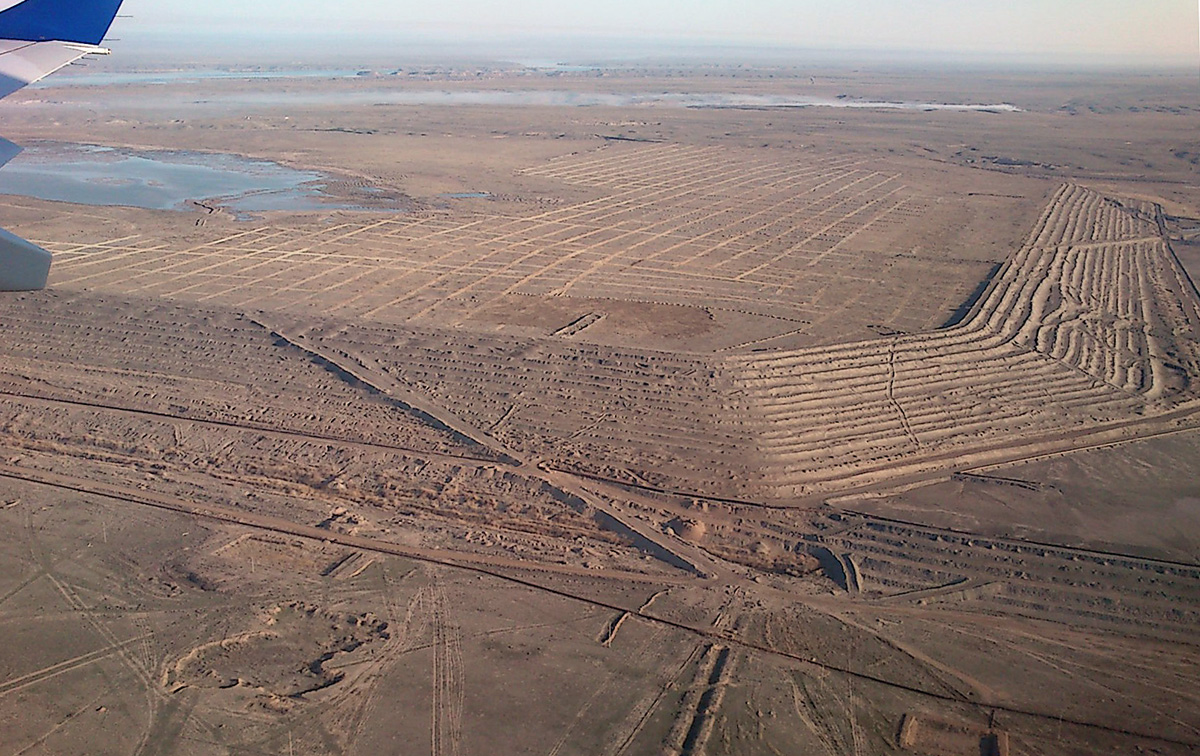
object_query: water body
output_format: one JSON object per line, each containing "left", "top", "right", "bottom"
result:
{"left": 685, "top": 95, "right": 1023, "bottom": 112}
{"left": 0, "top": 143, "right": 367, "bottom": 215}
{"left": 514, "top": 60, "right": 607, "bottom": 72}
{"left": 192, "top": 90, "right": 1020, "bottom": 112}
{"left": 36, "top": 69, "right": 367, "bottom": 88}
{"left": 32, "top": 65, "right": 607, "bottom": 89}
{"left": 25, "top": 76, "right": 1020, "bottom": 112}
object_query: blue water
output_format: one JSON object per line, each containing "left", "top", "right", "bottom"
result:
{"left": 515, "top": 60, "right": 605, "bottom": 72}
{"left": 31, "top": 69, "right": 368, "bottom": 88}
{"left": 34, "top": 65, "right": 615, "bottom": 89}
{"left": 22, "top": 79, "right": 1022, "bottom": 112}
{"left": 161, "top": 90, "right": 1019, "bottom": 111}
{"left": 0, "top": 143, "right": 368, "bottom": 215}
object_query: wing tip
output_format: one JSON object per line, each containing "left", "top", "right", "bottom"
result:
{"left": 0, "top": 228, "right": 51, "bottom": 291}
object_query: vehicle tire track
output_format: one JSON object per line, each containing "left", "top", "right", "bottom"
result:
{"left": 24, "top": 516, "right": 162, "bottom": 756}
{"left": 607, "top": 642, "right": 706, "bottom": 756}
{"left": 3, "top": 465, "right": 1195, "bottom": 748}
{"left": 429, "top": 578, "right": 464, "bottom": 756}
{"left": 548, "top": 624, "right": 668, "bottom": 756}
{"left": 0, "top": 634, "right": 150, "bottom": 697}
{"left": 664, "top": 641, "right": 738, "bottom": 756}
{"left": 886, "top": 336, "right": 921, "bottom": 451}
{"left": 789, "top": 671, "right": 853, "bottom": 756}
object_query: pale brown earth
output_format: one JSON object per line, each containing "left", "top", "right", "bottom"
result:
{"left": 0, "top": 64, "right": 1198, "bottom": 755}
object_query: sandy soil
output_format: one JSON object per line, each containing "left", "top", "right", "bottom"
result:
{"left": 0, "top": 64, "right": 1198, "bottom": 755}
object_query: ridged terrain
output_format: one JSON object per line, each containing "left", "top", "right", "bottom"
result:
{"left": 730, "top": 185, "right": 1200, "bottom": 496}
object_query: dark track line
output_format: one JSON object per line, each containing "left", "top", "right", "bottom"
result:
{"left": 836, "top": 509, "right": 1200, "bottom": 572}
{"left": 1, "top": 466, "right": 1195, "bottom": 749}
{"left": 0, "top": 389, "right": 500, "bottom": 466}
{"left": 539, "top": 462, "right": 806, "bottom": 510}
{"left": 5, "top": 389, "right": 1197, "bottom": 575}
{"left": 12, "top": 387, "right": 1193, "bottom": 577}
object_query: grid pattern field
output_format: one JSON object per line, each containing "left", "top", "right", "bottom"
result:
{"left": 26, "top": 149, "right": 1200, "bottom": 501}
{"left": 42, "top": 144, "right": 975, "bottom": 341}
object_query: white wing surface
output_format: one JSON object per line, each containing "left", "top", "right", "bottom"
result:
{"left": 0, "top": 38, "right": 109, "bottom": 99}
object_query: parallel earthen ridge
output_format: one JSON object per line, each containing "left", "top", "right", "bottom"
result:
{"left": 729, "top": 184, "right": 1200, "bottom": 497}
{"left": 29, "top": 144, "right": 1200, "bottom": 503}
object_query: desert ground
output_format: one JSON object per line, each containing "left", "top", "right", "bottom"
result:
{"left": 0, "top": 61, "right": 1198, "bottom": 755}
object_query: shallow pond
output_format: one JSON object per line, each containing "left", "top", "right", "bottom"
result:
{"left": 0, "top": 142, "right": 374, "bottom": 215}
{"left": 24, "top": 74, "right": 1021, "bottom": 112}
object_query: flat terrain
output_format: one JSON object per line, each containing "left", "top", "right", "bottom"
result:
{"left": 0, "top": 63, "right": 1198, "bottom": 755}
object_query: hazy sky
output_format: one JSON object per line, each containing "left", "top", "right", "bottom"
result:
{"left": 116, "top": 0, "right": 1199, "bottom": 65}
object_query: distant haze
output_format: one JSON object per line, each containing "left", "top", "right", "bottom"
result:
{"left": 114, "top": 0, "right": 1198, "bottom": 67}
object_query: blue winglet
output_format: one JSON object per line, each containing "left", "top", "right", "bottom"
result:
{"left": 0, "top": 0, "right": 125, "bottom": 46}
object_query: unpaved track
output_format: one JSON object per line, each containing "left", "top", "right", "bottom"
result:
{"left": 1, "top": 455, "right": 1196, "bottom": 747}
{"left": 0, "top": 635, "right": 150, "bottom": 698}
{"left": 5, "top": 140, "right": 1200, "bottom": 754}
{"left": 248, "top": 317, "right": 525, "bottom": 465}
{"left": 547, "top": 625, "right": 671, "bottom": 756}
{"left": 254, "top": 316, "right": 718, "bottom": 577}
{"left": 0, "top": 464, "right": 685, "bottom": 586}
{"left": 0, "top": 389, "right": 500, "bottom": 467}
{"left": 833, "top": 508, "right": 1200, "bottom": 571}
{"left": 428, "top": 579, "right": 464, "bottom": 756}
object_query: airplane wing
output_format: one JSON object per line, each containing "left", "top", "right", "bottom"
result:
{"left": 0, "top": 38, "right": 113, "bottom": 99}
{"left": 0, "top": 0, "right": 125, "bottom": 291}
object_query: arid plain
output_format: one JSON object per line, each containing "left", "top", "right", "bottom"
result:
{"left": 0, "top": 62, "right": 1198, "bottom": 755}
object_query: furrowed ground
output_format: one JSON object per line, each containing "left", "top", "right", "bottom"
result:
{"left": 1, "top": 69, "right": 1199, "bottom": 756}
